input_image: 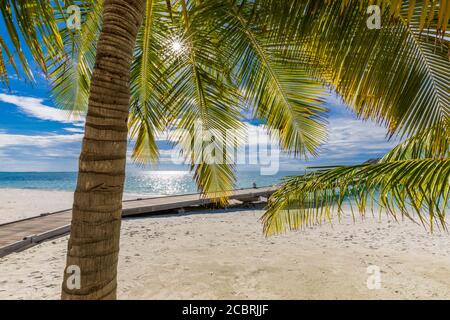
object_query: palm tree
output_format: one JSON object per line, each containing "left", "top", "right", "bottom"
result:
{"left": 57, "top": 0, "right": 147, "bottom": 300}
{"left": 2, "top": 0, "right": 147, "bottom": 299}
{"left": 52, "top": 1, "right": 329, "bottom": 299}
{"left": 1, "top": 0, "right": 448, "bottom": 299}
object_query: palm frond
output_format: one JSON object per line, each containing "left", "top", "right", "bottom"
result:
{"left": 199, "top": 0, "right": 329, "bottom": 158}
{"left": 0, "top": 35, "right": 19, "bottom": 85}
{"left": 48, "top": 0, "right": 168, "bottom": 162}
{"left": 259, "top": 0, "right": 450, "bottom": 143}
{"left": 163, "top": 0, "right": 245, "bottom": 202}
{"left": 262, "top": 158, "right": 450, "bottom": 236}
{"left": 129, "top": 0, "right": 171, "bottom": 164}
{"left": 382, "top": 125, "right": 450, "bottom": 161}
{"left": 258, "top": 0, "right": 450, "bottom": 236}
{"left": 48, "top": 0, "right": 102, "bottom": 113}
{"left": 42, "top": 0, "right": 450, "bottom": 210}
{"left": 0, "top": 0, "right": 63, "bottom": 83}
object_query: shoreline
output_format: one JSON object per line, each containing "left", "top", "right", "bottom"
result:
{"left": 0, "top": 188, "right": 152, "bottom": 225}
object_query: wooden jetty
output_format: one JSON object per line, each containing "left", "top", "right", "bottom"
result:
{"left": 0, "top": 186, "right": 276, "bottom": 258}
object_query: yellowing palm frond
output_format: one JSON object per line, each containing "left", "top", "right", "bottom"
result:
{"left": 13, "top": 0, "right": 447, "bottom": 208}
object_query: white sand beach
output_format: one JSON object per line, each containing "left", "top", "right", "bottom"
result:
{"left": 1, "top": 188, "right": 450, "bottom": 300}
{"left": 0, "top": 188, "right": 75, "bottom": 224}
{"left": 0, "top": 188, "right": 142, "bottom": 224}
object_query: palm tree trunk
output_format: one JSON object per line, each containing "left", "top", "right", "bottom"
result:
{"left": 61, "top": 0, "right": 146, "bottom": 300}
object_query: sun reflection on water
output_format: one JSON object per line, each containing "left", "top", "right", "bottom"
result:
{"left": 126, "top": 171, "right": 194, "bottom": 196}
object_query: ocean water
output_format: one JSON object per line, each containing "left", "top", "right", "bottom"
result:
{"left": 0, "top": 171, "right": 301, "bottom": 196}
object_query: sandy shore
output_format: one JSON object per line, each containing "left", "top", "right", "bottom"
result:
{"left": 1, "top": 189, "right": 450, "bottom": 299}
{"left": 0, "top": 188, "right": 142, "bottom": 224}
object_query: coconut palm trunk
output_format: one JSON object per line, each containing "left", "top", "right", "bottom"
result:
{"left": 61, "top": 0, "right": 146, "bottom": 300}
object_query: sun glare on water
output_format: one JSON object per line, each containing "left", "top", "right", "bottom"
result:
{"left": 130, "top": 171, "right": 193, "bottom": 195}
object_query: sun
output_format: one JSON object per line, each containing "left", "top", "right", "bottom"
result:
{"left": 171, "top": 40, "right": 183, "bottom": 53}
{"left": 166, "top": 36, "right": 185, "bottom": 57}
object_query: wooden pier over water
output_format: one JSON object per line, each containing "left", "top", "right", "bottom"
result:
{"left": 0, "top": 186, "right": 276, "bottom": 258}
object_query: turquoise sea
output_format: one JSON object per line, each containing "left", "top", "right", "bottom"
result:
{"left": 0, "top": 171, "right": 300, "bottom": 196}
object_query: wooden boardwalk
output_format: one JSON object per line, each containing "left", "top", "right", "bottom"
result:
{"left": 0, "top": 186, "right": 276, "bottom": 257}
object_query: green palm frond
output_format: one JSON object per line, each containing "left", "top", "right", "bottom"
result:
{"left": 163, "top": 0, "right": 245, "bottom": 202}
{"left": 199, "top": 0, "right": 329, "bottom": 158}
{"left": 49, "top": 0, "right": 102, "bottom": 113}
{"left": 262, "top": 0, "right": 449, "bottom": 40}
{"left": 129, "top": 0, "right": 170, "bottom": 164}
{"left": 0, "top": 35, "right": 19, "bottom": 85}
{"left": 257, "top": 1, "right": 449, "bottom": 236}
{"left": 0, "top": 0, "right": 63, "bottom": 83}
{"left": 260, "top": 0, "right": 450, "bottom": 142}
{"left": 262, "top": 158, "right": 450, "bottom": 236}
{"left": 48, "top": 0, "right": 168, "bottom": 162}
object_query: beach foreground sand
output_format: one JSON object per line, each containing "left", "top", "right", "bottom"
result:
{"left": 1, "top": 189, "right": 450, "bottom": 300}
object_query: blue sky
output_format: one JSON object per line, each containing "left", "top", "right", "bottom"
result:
{"left": 0, "top": 21, "right": 398, "bottom": 172}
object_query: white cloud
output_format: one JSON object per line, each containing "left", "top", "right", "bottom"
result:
{"left": 72, "top": 121, "right": 86, "bottom": 127}
{"left": 0, "top": 132, "right": 83, "bottom": 171}
{"left": 274, "top": 117, "right": 399, "bottom": 171}
{"left": 0, "top": 133, "right": 83, "bottom": 149}
{"left": 322, "top": 118, "right": 397, "bottom": 157}
{"left": 64, "top": 127, "right": 85, "bottom": 133}
{"left": 0, "top": 93, "right": 85, "bottom": 124}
